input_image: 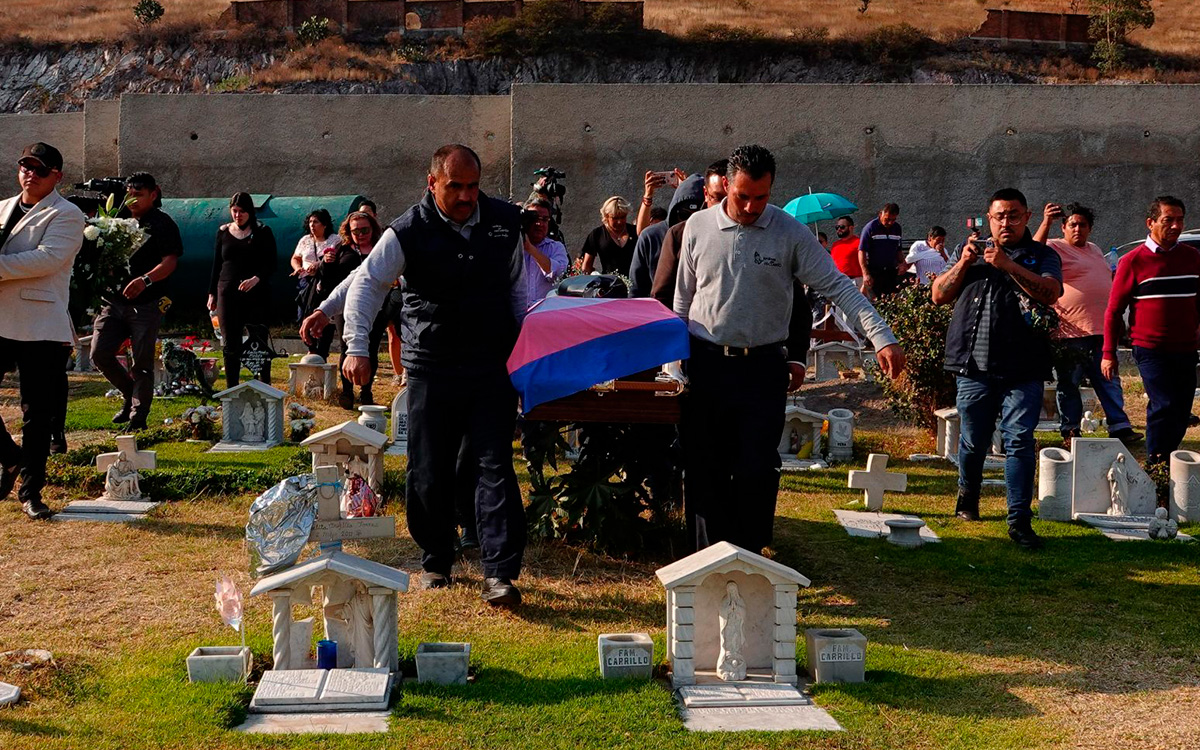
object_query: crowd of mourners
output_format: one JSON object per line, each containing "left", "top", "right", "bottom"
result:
{"left": 1, "top": 138, "right": 1197, "bottom": 607}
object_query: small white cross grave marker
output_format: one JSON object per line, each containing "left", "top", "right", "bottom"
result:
{"left": 308, "top": 465, "right": 395, "bottom": 550}
{"left": 96, "top": 435, "right": 157, "bottom": 473}
{"left": 847, "top": 453, "right": 907, "bottom": 512}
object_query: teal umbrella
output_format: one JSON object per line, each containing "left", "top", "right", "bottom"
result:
{"left": 783, "top": 192, "right": 857, "bottom": 225}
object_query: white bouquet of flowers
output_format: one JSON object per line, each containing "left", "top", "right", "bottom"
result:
{"left": 72, "top": 193, "right": 149, "bottom": 315}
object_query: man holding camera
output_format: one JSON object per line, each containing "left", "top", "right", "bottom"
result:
{"left": 521, "top": 198, "right": 568, "bottom": 304}
{"left": 91, "top": 172, "right": 182, "bottom": 431}
{"left": 932, "top": 188, "right": 1062, "bottom": 549}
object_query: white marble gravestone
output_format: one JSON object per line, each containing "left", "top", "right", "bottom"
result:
{"left": 287, "top": 353, "right": 339, "bottom": 402}
{"left": 832, "top": 510, "right": 941, "bottom": 543}
{"left": 656, "top": 542, "right": 810, "bottom": 688}
{"left": 211, "top": 381, "right": 287, "bottom": 451}
{"left": 250, "top": 464, "right": 402, "bottom": 685}
{"left": 847, "top": 454, "right": 907, "bottom": 511}
{"left": 779, "top": 402, "right": 828, "bottom": 471}
{"left": 75, "top": 335, "right": 94, "bottom": 372}
{"left": 248, "top": 667, "right": 392, "bottom": 713}
{"left": 1038, "top": 438, "right": 1156, "bottom": 521}
{"left": 385, "top": 388, "right": 408, "bottom": 457}
{"left": 934, "top": 407, "right": 959, "bottom": 460}
{"left": 811, "top": 341, "right": 862, "bottom": 382}
{"left": 302, "top": 421, "right": 389, "bottom": 494}
{"left": 56, "top": 436, "right": 160, "bottom": 523}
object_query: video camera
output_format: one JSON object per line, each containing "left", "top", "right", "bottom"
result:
{"left": 70, "top": 177, "right": 127, "bottom": 215}
{"left": 530, "top": 166, "right": 567, "bottom": 244}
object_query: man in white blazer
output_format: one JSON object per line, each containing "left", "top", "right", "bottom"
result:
{"left": 0, "top": 143, "right": 85, "bottom": 519}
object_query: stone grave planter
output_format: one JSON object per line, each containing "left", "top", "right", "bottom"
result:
{"left": 357, "top": 406, "right": 388, "bottom": 435}
{"left": 804, "top": 628, "right": 866, "bottom": 684}
{"left": 1170, "top": 450, "right": 1200, "bottom": 523}
{"left": 187, "top": 646, "right": 252, "bottom": 683}
{"left": 1037, "top": 447, "right": 1073, "bottom": 522}
{"left": 597, "top": 633, "right": 654, "bottom": 679}
{"left": 884, "top": 517, "right": 925, "bottom": 547}
{"left": 416, "top": 643, "right": 470, "bottom": 685}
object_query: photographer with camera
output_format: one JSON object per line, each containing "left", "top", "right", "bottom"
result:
{"left": 528, "top": 167, "right": 566, "bottom": 245}
{"left": 932, "top": 188, "right": 1062, "bottom": 549}
{"left": 521, "top": 199, "right": 568, "bottom": 304}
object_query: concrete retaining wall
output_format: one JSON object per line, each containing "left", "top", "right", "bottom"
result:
{"left": 10, "top": 84, "right": 1193, "bottom": 257}
{"left": 0, "top": 111, "right": 85, "bottom": 184}
{"left": 118, "top": 93, "right": 512, "bottom": 218}
{"left": 512, "top": 84, "right": 1200, "bottom": 253}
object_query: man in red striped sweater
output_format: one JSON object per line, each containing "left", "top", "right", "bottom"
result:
{"left": 1102, "top": 196, "right": 1200, "bottom": 465}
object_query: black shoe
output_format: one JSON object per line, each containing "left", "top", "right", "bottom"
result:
{"left": 1109, "top": 428, "right": 1144, "bottom": 444}
{"left": 954, "top": 491, "right": 980, "bottom": 522}
{"left": 1190, "top": 414, "right": 1200, "bottom": 428}
{"left": 49, "top": 434, "right": 67, "bottom": 454}
{"left": 21, "top": 498, "right": 52, "bottom": 520}
{"left": 481, "top": 577, "right": 521, "bottom": 607}
{"left": 1060, "top": 428, "right": 1080, "bottom": 447}
{"left": 360, "top": 389, "right": 374, "bottom": 406}
{"left": 128, "top": 419, "right": 148, "bottom": 431}
{"left": 1008, "top": 524, "right": 1044, "bottom": 550}
{"left": 417, "top": 571, "right": 451, "bottom": 590}
{"left": 112, "top": 404, "right": 131, "bottom": 424}
{"left": 0, "top": 463, "right": 19, "bottom": 501}
{"left": 338, "top": 390, "right": 355, "bottom": 411}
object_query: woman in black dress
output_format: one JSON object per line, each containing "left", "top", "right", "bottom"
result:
{"left": 580, "top": 196, "right": 637, "bottom": 277}
{"left": 207, "top": 192, "right": 276, "bottom": 388}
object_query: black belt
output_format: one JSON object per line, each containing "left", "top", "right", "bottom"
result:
{"left": 690, "top": 338, "right": 784, "bottom": 358}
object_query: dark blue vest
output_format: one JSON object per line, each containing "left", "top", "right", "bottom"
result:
{"left": 389, "top": 191, "right": 522, "bottom": 375}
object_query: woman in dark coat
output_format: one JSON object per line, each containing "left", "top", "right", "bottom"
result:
{"left": 208, "top": 192, "right": 276, "bottom": 388}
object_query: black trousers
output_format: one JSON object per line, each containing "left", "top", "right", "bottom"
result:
{"left": 1133, "top": 346, "right": 1198, "bottom": 462}
{"left": 92, "top": 301, "right": 164, "bottom": 421}
{"left": 217, "top": 292, "right": 269, "bottom": 388}
{"left": 681, "top": 340, "right": 788, "bottom": 552}
{"left": 0, "top": 338, "right": 71, "bottom": 503}
{"left": 406, "top": 370, "right": 526, "bottom": 578}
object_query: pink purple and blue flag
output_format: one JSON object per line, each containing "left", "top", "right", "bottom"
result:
{"left": 507, "top": 296, "right": 690, "bottom": 411}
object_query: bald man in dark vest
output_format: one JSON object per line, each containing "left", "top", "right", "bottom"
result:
{"left": 342, "top": 144, "right": 527, "bottom": 607}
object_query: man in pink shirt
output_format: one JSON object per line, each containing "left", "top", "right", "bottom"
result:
{"left": 1034, "top": 202, "right": 1140, "bottom": 445}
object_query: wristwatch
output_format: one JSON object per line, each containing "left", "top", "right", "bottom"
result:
{"left": 140, "top": 274, "right": 153, "bottom": 287}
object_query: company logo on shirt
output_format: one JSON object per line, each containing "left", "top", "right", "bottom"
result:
{"left": 754, "top": 252, "right": 781, "bottom": 267}
{"left": 489, "top": 225, "right": 512, "bottom": 239}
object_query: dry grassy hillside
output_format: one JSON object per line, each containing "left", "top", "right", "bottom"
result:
{"left": 0, "top": 0, "right": 1192, "bottom": 55}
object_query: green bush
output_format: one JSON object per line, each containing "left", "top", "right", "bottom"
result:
{"left": 133, "top": 0, "right": 164, "bottom": 27}
{"left": 867, "top": 283, "right": 956, "bottom": 430}
{"left": 857, "top": 23, "right": 932, "bottom": 72}
{"left": 525, "top": 423, "right": 680, "bottom": 552}
{"left": 297, "top": 16, "right": 335, "bottom": 47}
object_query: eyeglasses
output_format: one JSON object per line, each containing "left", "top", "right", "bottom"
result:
{"left": 18, "top": 161, "right": 52, "bottom": 178}
{"left": 529, "top": 216, "right": 549, "bottom": 224}
{"left": 988, "top": 211, "right": 1027, "bottom": 225}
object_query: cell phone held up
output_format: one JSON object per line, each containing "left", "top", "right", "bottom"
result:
{"left": 655, "top": 171, "right": 681, "bottom": 189}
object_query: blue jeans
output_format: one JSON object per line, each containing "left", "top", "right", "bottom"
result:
{"left": 1054, "top": 335, "right": 1132, "bottom": 434}
{"left": 956, "top": 375, "right": 1043, "bottom": 526}
{"left": 1132, "top": 346, "right": 1198, "bottom": 461}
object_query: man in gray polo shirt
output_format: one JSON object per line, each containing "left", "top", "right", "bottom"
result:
{"left": 675, "top": 144, "right": 906, "bottom": 552}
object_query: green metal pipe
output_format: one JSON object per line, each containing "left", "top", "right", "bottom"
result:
{"left": 160, "top": 194, "right": 366, "bottom": 325}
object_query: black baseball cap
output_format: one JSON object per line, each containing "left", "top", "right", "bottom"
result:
{"left": 19, "top": 142, "right": 63, "bottom": 172}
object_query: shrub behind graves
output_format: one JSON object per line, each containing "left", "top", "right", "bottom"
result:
{"left": 525, "top": 423, "right": 680, "bottom": 553}
{"left": 297, "top": 16, "right": 335, "bottom": 47}
{"left": 133, "top": 0, "right": 164, "bottom": 27}
{"left": 867, "top": 283, "right": 955, "bottom": 430}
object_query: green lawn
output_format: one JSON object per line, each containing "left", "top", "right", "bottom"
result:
{"left": 2, "top": 377, "right": 1199, "bottom": 749}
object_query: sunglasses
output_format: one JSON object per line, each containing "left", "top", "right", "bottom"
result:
{"left": 18, "top": 160, "right": 52, "bottom": 178}
{"left": 350, "top": 227, "right": 373, "bottom": 236}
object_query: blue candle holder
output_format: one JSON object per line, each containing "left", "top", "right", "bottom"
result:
{"left": 316, "top": 639, "right": 338, "bottom": 670}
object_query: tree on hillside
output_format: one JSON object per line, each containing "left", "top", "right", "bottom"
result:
{"left": 1085, "top": 0, "right": 1155, "bottom": 73}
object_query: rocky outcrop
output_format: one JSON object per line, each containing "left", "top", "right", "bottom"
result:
{"left": 0, "top": 44, "right": 1032, "bottom": 113}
